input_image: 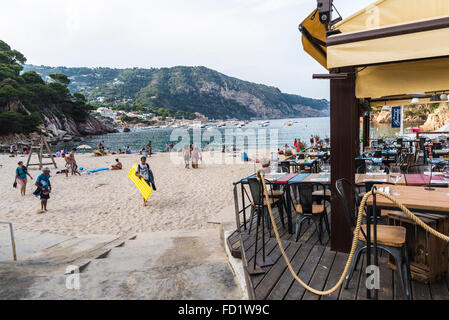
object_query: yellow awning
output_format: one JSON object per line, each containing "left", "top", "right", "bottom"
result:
{"left": 334, "top": 0, "right": 449, "bottom": 34}
{"left": 327, "top": 18, "right": 449, "bottom": 68}
{"left": 356, "top": 56, "right": 449, "bottom": 98}
{"left": 299, "top": 10, "right": 328, "bottom": 69}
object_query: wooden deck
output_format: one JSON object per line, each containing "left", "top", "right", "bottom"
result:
{"left": 227, "top": 207, "right": 449, "bottom": 300}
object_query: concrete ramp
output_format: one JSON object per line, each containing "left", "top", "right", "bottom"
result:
{"left": 0, "top": 229, "right": 118, "bottom": 263}
{"left": 1, "top": 229, "right": 243, "bottom": 300}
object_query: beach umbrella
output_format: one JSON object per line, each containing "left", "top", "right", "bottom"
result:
{"left": 78, "top": 145, "right": 92, "bottom": 149}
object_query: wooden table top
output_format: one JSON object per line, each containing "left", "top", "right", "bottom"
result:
{"left": 302, "top": 173, "right": 330, "bottom": 183}
{"left": 299, "top": 173, "right": 406, "bottom": 185}
{"left": 355, "top": 174, "right": 406, "bottom": 186}
{"left": 365, "top": 184, "right": 449, "bottom": 213}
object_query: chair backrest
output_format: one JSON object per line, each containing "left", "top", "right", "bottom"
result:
{"left": 248, "top": 177, "right": 263, "bottom": 206}
{"left": 248, "top": 176, "right": 275, "bottom": 206}
{"left": 419, "top": 137, "right": 427, "bottom": 151}
{"left": 293, "top": 183, "right": 324, "bottom": 214}
{"left": 279, "top": 161, "right": 290, "bottom": 173}
{"left": 355, "top": 158, "right": 366, "bottom": 173}
{"left": 406, "top": 153, "right": 415, "bottom": 167}
{"left": 373, "top": 150, "right": 382, "bottom": 158}
{"left": 335, "top": 179, "right": 360, "bottom": 230}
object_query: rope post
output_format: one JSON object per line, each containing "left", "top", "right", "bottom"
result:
{"left": 372, "top": 186, "right": 379, "bottom": 300}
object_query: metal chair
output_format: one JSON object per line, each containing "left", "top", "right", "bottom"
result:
{"left": 336, "top": 178, "right": 411, "bottom": 300}
{"left": 247, "top": 177, "right": 286, "bottom": 236}
{"left": 289, "top": 182, "right": 330, "bottom": 244}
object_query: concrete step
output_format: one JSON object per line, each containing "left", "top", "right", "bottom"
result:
{"left": 0, "top": 229, "right": 74, "bottom": 261}
{"left": 24, "top": 229, "right": 243, "bottom": 299}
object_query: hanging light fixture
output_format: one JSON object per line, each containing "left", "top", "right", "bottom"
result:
{"left": 430, "top": 93, "right": 441, "bottom": 102}
{"left": 410, "top": 97, "right": 420, "bottom": 104}
{"left": 381, "top": 103, "right": 390, "bottom": 111}
{"left": 440, "top": 93, "right": 448, "bottom": 101}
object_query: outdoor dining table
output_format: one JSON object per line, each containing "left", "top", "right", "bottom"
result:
{"left": 364, "top": 184, "right": 449, "bottom": 299}
{"left": 434, "top": 149, "right": 449, "bottom": 156}
{"left": 355, "top": 173, "right": 406, "bottom": 186}
{"left": 404, "top": 173, "right": 449, "bottom": 186}
{"left": 356, "top": 157, "right": 383, "bottom": 166}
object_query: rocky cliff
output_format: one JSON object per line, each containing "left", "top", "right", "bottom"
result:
{"left": 421, "top": 103, "right": 449, "bottom": 131}
{"left": 0, "top": 100, "right": 116, "bottom": 145}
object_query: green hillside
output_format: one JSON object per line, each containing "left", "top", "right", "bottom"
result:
{"left": 24, "top": 65, "right": 329, "bottom": 120}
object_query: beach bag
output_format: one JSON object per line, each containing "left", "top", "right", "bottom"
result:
{"left": 13, "top": 181, "right": 17, "bottom": 188}
{"left": 33, "top": 187, "right": 42, "bottom": 197}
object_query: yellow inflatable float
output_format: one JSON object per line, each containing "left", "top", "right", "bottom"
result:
{"left": 93, "top": 150, "right": 105, "bottom": 156}
{"left": 128, "top": 163, "right": 153, "bottom": 201}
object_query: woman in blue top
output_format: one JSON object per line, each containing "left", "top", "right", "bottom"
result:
{"left": 14, "top": 161, "right": 33, "bottom": 196}
{"left": 35, "top": 167, "right": 51, "bottom": 213}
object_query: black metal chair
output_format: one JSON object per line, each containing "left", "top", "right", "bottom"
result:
{"left": 279, "top": 161, "right": 290, "bottom": 173}
{"left": 335, "top": 178, "right": 410, "bottom": 300}
{"left": 418, "top": 138, "right": 428, "bottom": 164}
{"left": 356, "top": 158, "right": 367, "bottom": 174}
{"left": 247, "top": 177, "right": 286, "bottom": 235}
{"left": 398, "top": 153, "right": 415, "bottom": 173}
{"left": 289, "top": 182, "right": 330, "bottom": 244}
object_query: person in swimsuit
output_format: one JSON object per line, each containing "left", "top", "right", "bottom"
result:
{"left": 14, "top": 161, "right": 33, "bottom": 196}
{"left": 35, "top": 167, "right": 51, "bottom": 213}
{"left": 135, "top": 156, "right": 156, "bottom": 206}
{"left": 68, "top": 148, "right": 81, "bottom": 176}
{"left": 111, "top": 159, "right": 122, "bottom": 170}
{"left": 183, "top": 145, "right": 191, "bottom": 169}
{"left": 63, "top": 153, "right": 71, "bottom": 177}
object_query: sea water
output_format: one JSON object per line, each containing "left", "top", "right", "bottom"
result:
{"left": 51, "top": 117, "right": 399, "bottom": 153}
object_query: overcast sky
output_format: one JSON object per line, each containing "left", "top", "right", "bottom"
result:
{"left": 0, "top": 0, "right": 375, "bottom": 100}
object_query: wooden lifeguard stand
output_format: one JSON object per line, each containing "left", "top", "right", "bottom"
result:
{"left": 26, "top": 135, "right": 57, "bottom": 170}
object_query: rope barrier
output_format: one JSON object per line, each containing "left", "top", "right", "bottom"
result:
{"left": 257, "top": 170, "right": 449, "bottom": 296}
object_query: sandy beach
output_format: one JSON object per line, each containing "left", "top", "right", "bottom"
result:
{"left": 0, "top": 152, "right": 257, "bottom": 236}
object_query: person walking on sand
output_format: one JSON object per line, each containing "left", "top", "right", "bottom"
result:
{"left": 35, "top": 167, "right": 51, "bottom": 213}
{"left": 63, "top": 153, "right": 71, "bottom": 177}
{"left": 68, "top": 148, "right": 81, "bottom": 176}
{"left": 146, "top": 140, "right": 152, "bottom": 157}
{"left": 14, "top": 161, "right": 33, "bottom": 196}
{"left": 183, "top": 145, "right": 191, "bottom": 169}
{"left": 135, "top": 156, "right": 156, "bottom": 206}
{"left": 192, "top": 146, "right": 202, "bottom": 169}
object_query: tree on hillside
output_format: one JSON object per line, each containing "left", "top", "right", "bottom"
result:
{"left": 49, "top": 73, "right": 70, "bottom": 85}
{"left": 0, "top": 39, "right": 96, "bottom": 135}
